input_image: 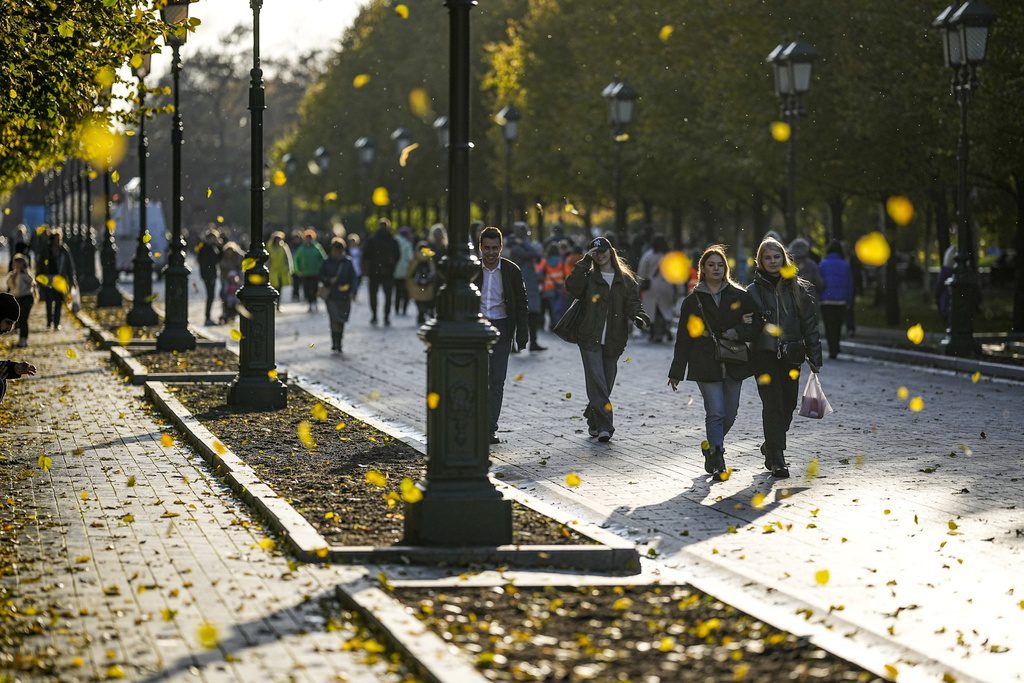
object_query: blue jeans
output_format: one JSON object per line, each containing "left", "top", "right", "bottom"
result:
{"left": 697, "top": 379, "right": 743, "bottom": 450}
{"left": 488, "top": 318, "right": 513, "bottom": 434}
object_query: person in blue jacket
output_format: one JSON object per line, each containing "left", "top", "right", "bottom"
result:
{"left": 817, "top": 239, "right": 854, "bottom": 359}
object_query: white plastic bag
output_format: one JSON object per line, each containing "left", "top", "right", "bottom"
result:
{"left": 799, "top": 372, "right": 833, "bottom": 419}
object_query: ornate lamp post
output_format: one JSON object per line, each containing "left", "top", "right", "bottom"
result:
{"left": 403, "top": 0, "right": 511, "bottom": 546}
{"left": 126, "top": 51, "right": 160, "bottom": 327}
{"left": 354, "top": 136, "right": 376, "bottom": 232}
{"left": 313, "top": 145, "right": 329, "bottom": 232}
{"left": 69, "top": 160, "right": 82, "bottom": 267}
{"left": 497, "top": 105, "right": 520, "bottom": 229}
{"left": 156, "top": 0, "right": 197, "bottom": 351}
{"left": 79, "top": 162, "right": 101, "bottom": 293}
{"left": 602, "top": 79, "right": 637, "bottom": 246}
{"left": 934, "top": 1, "right": 996, "bottom": 357}
{"left": 227, "top": 0, "right": 287, "bottom": 409}
{"left": 391, "top": 126, "right": 412, "bottom": 225}
{"left": 766, "top": 39, "right": 817, "bottom": 243}
{"left": 96, "top": 166, "right": 123, "bottom": 307}
{"left": 433, "top": 115, "right": 449, "bottom": 224}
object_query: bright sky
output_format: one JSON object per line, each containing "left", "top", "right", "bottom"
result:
{"left": 151, "top": 0, "right": 365, "bottom": 73}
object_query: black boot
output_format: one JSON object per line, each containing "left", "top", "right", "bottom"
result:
{"left": 712, "top": 446, "right": 728, "bottom": 481}
{"left": 702, "top": 440, "right": 714, "bottom": 474}
{"left": 761, "top": 443, "right": 789, "bottom": 478}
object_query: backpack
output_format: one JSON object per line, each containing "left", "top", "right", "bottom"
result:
{"left": 413, "top": 260, "right": 433, "bottom": 287}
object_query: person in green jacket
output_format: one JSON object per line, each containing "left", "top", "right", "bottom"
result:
{"left": 267, "top": 231, "right": 293, "bottom": 311}
{"left": 292, "top": 229, "right": 327, "bottom": 311}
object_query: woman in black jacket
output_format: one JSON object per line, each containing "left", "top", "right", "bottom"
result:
{"left": 318, "top": 237, "right": 359, "bottom": 354}
{"left": 668, "top": 245, "right": 756, "bottom": 479}
{"left": 747, "top": 236, "right": 823, "bottom": 478}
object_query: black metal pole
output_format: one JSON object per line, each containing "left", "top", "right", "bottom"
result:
{"left": 613, "top": 135, "right": 624, "bottom": 245}
{"left": 403, "top": 0, "right": 510, "bottom": 547}
{"left": 503, "top": 138, "right": 512, "bottom": 229}
{"left": 127, "top": 80, "right": 160, "bottom": 326}
{"left": 156, "top": 40, "right": 197, "bottom": 351}
{"left": 227, "top": 0, "right": 286, "bottom": 409}
{"left": 97, "top": 169, "right": 123, "bottom": 307}
{"left": 80, "top": 164, "right": 101, "bottom": 293}
{"left": 69, "top": 160, "right": 81, "bottom": 260}
{"left": 785, "top": 97, "right": 798, "bottom": 243}
{"left": 942, "top": 65, "right": 980, "bottom": 357}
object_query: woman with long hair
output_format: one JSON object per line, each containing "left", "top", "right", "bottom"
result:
{"left": 747, "top": 236, "right": 823, "bottom": 478}
{"left": 318, "top": 237, "right": 359, "bottom": 354}
{"left": 667, "top": 245, "right": 756, "bottom": 479}
{"left": 564, "top": 236, "right": 650, "bottom": 442}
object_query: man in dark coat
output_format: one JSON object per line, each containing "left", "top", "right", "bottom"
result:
{"left": 474, "top": 226, "right": 529, "bottom": 444}
{"left": 0, "top": 293, "right": 38, "bottom": 403}
{"left": 360, "top": 218, "right": 400, "bottom": 326}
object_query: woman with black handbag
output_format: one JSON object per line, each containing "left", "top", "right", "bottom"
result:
{"left": 668, "top": 245, "right": 756, "bottom": 479}
{"left": 747, "top": 236, "right": 823, "bottom": 478}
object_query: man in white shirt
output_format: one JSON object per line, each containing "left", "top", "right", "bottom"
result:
{"left": 474, "top": 227, "right": 529, "bottom": 445}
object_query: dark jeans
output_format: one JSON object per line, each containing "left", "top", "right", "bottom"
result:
{"left": 301, "top": 275, "right": 319, "bottom": 305}
{"left": 202, "top": 276, "right": 216, "bottom": 321}
{"left": 291, "top": 272, "right": 302, "bottom": 300}
{"left": 415, "top": 300, "right": 434, "bottom": 325}
{"left": 488, "top": 318, "right": 513, "bottom": 434}
{"left": 580, "top": 345, "right": 619, "bottom": 434}
{"left": 697, "top": 378, "right": 743, "bottom": 449}
{"left": 821, "top": 303, "right": 846, "bottom": 358}
{"left": 368, "top": 276, "right": 393, "bottom": 322}
{"left": 754, "top": 351, "right": 801, "bottom": 453}
{"left": 392, "top": 277, "right": 408, "bottom": 316}
{"left": 44, "top": 288, "right": 63, "bottom": 327}
{"left": 16, "top": 295, "right": 33, "bottom": 340}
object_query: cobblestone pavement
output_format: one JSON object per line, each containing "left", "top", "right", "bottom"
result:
{"left": 187, "top": 282, "right": 1024, "bottom": 682}
{"left": 0, "top": 308, "right": 408, "bottom": 682}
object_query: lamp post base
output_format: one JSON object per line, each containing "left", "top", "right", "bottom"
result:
{"left": 126, "top": 302, "right": 159, "bottom": 327}
{"left": 404, "top": 482, "right": 512, "bottom": 546}
{"left": 155, "top": 263, "right": 196, "bottom": 351}
{"left": 940, "top": 334, "right": 981, "bottom": 358}
{"left": 97, "top": 286, "right": 123, "bottom": 308}
{"left": 80, "top": 238, "right": 101, "bottom": 294}
{"left": 227, "top": 283, "right": 286, "bottom": 410}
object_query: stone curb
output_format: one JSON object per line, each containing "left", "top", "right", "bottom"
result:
{"left": 143, "top": 381, "right": 329, "bottom": 563}
{"left": 109, "top": 346, "right": 270, "bottom": 385}
{"left": 333, "top": 574, "right": 489, "bottom": 683}
{"left": 841, "top": 340, "right": 1024, "bottom": 382}
{"left": 75, "top": 301, "right": 224, "bottom": 350}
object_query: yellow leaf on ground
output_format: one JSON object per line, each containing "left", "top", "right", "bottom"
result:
{"left": 311, "top": 403, "right": 328, "bottom": 421}
{"left": 38, "top": 455, "right": 52, "bottom": 472}
{"left": 897, "top": 386, "right": 909, "bottom": 400}
{"left": 213, "top": 440, "right": 227, "bottom": 455}
{"left": 884, "top": 663, "right": 899, "bottom": 680}
{"left": 116, "top": 326, "right": 132, "bottom": 345}
{"left": 80, "top": 490, "right": 89, "bottom": 501}
{"left": 751, "top": 492, "right": 766, "bottom": 509}
{"left": 105, "top": 664, "right": 126, "bottom": 679}
{"left": 66, "top": 348, "right": 77, "bottom": 359}
{"left": 366, "top": 470, "right": 387, "bottom": 488}
{"left": 908, "top": 396, "right": 924, "bottom": 412}
{"left": 258, "top": 538, "right": 275, "bottom": 551}
{"left": 565, "top": 472, "right": 581, "bottom": 487}
{"left": 815, "top": 569, "right": 830, "bottom": 585}
{"left": 197, "top": 621, "right": 220, "bottom": 649}
{"left": 400, "top": 477, "right": 423, "bottom": 503}
{"left": 160, "top": 434, "right": 174, "bottom": 447}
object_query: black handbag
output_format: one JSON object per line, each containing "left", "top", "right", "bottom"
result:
{"left": 696, "top": 293, "right": 749, "bottom": 364}
{"left": 778, "top": 340, "right": 806, "bottom": 364}
{"left": 552, "top": 298, "right": 583, "bottom": 344}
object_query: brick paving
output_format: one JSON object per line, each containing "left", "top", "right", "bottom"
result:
{"left": 195, "top": 286, "right": 1024, "bottom": 682}
{"left": 0, "top": 307, "right": 409, "bottom": 682}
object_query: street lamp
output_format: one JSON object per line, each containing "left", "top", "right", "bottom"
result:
{"left": 433, "top": 115, "right": 449, "bottom": 224}
{"left": 391, "top": 126, "right": 412, "bottom": 224}
{"left": 227, "top": 0, "right": 287, "bottom": 409}
{"left": 126, "top": 51, "right": 159, "bottom": 327}
{"left": 766, "top": 39, "right": 817, "bottom": 243}
{"left": 354, "top": 136, "right": 376, "bottom": 231}
{"left": 96, "top": 166, "right": 123, "bottom": 307}
{"left": 602, "top": 79, "right": 638, "bottom": 246}
{"left": 313, "top": 145, "right": 329, "bottom": 233}
{"left": 68, "top": 160, "right": 82, "bottom": 267}
{"left": 156, "top": 0, "right": 197, "bottom": 351}
{"left": 934, "top": 1, "right": 996, "bottom": 357}
{"left": 497, "top": 105, "right": 520, "bottom": 230}
{"left": 79, "top": 162, "right": 101, "bottom": 293}
{"left": 403, "top": 0, "right": 510, "bottom": 547}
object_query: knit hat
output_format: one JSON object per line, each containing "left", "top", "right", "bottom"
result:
{"left": 788, "top": 237, "right": 810, "bottom": 259}
{"left": 0, "top": 293, "right": 20, "bottom": 324}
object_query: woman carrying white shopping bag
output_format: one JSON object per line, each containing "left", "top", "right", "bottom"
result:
{"left": 799, "top": 372, "right": 833, "bottom": 419}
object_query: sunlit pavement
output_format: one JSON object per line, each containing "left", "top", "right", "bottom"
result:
{"left": 139, "top": 260, "right": 1024, "bottom": 681}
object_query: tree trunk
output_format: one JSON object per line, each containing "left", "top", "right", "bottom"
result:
{"left": 701, "top": 199, "right": 717, "bottom": 246}
{"left": 1012, "top": 174, "right": 1024, "bottom": 333}
{"left": 882, "top": 198, "right": 901, "bottom": 325}
{"left": 535, "top": 196, "right": 545, "bottom": 243}
{"left": 751, "top": 189, "right": 768, "bottom": 241}
{"left": 670, "top": 205, "right": 683, "bottom": 250}
{"left": 642, "top": 198, "right": 654, "bottom": 227}
{"left": 932, "top": 181, "right": 951, "bottom": 263}
{"left": 827, "top": 193, "right": 845, "bottom": 241}
{"left": 923, "top": 201, "right": 933, "bottom": 290}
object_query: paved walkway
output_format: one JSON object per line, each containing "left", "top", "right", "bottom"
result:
{"left": 185, "top": 281, "right": 1024, "bottom": 683}
{"left": 0, "top": 308, "right": 408, "bottom": 681}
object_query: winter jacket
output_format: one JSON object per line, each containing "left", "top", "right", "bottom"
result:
{"left": 318, "top": 255, "right": 358, "bottom": 302}
{"left": 267, "top": 241, "right": 293, "bottom": 288}
{"left": 472, "top": 257, "right": 530, "bottom": 350}
{"left": 668, "top": 282, "right": 757, "bottom": 382}
{"left": 818, "top": 252, "right": 854, "bottom": 306}
{"left": 393, "top": 236, "right": 414, "bottom": 280}
{"left": 747, "top": 269, "right": 823, "bottom": 368}
{"left": 195, "top": 241, "right": 222, "bottom": 281}
{"left": 361, "top": 229, "right": 400, "bottom": 279}
{"left": 406, "top": 251, "right": 437, "bottom": 303}
{"left": 506, "top": 237, "right": 543, "bottom": 312}
{"left": 7, "top": 270, "right": 36, "bottom": 300}
{"left": 40, "top": 245, "right": 76, "bottom": 290}
{"left": 293, "top": 242, "right": 327, "bottom": 277}
{"left": 564, "top": 255, "right": 650, "bottom": 356}
{"left": 0, "top": 360, "right": 22, "bottom": 404}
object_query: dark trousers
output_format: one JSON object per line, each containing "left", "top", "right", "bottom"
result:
{"left": 202, "top": 276, "right": 216, "bottom": 322}
{"left": 754, "top": 351, "right": 801, "bottom": 452}
{"left": 302, "top": 275, "right": 319, "bottom": 305}
{"left": 528, "top": 311, "right": 544, "bottom": 348}
{"left": 16, "top": 295, "right": 33, "bottom": 340}
{"left": 488, "top": 318, "right": 513, "bottom": 434}
{"left": 415, "top": 300, "right": 434, "bottom": 325}
{"left": 392, "top": 277, "right": 408, "bottom": 316}
{"left": 368, "top": 276, "right": 393, "bottom": 322}
{"left": 580, "top": 345, "right": 619, "bottom": 434}
{"left": 291, "top": 272, "right": 302, "bottom": 301}
{"left": 44, "top": 288, "right": 63, "bottom": 327}
{"left": 821, "top": 303, "right": 846, "bottom": 358}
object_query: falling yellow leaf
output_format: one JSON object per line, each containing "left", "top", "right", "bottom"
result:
{"left": 241, "top": 257, "right": 256, "bottom": 271}
{"left": 38, "top": 455, "right": 52, "bottom": 472}
{"left": 335, "top": 421, "right": 346, "bottom": 430}
{"left": 734, "top": 663, "right": 750, "bottom": 681}
{"left": 906, "top": 323, "right": 924, "bottom": 345}
{"left": 947, "top": 520, "right": 958, "bottom": 531}
{"left": 258, "top": 538, "right": 275, "bottom": 551}
{"left": 311, "top": 403, "right": 328, "bottom": 421}
{"left": 615, "top": 132, "right": 630, "bottom": 143}
{"left": 884, "top": 664, "right": 899, "bottom": 680}
{"left": 35, "top": 273, "right": 50, "bottom": 286}
{"left": 353, "top": 73, "right": 371, "bottom": 88}
{"left": 267, "top": 368, "right": 279, "bottom": 380}
{"left": 565, "top": 472, "right": 581, "bottom": 487}
{"left": 297, "top": 421, "right": 315, "bottom": 448}
{"left": 394, "top": 3, "right": 409, "bottom": 18}
{"left": 686, "top": 314, "right": 705, "bottom": 338}
{"left": 604, "top": 401, "right": 613, "bottom": 412}
{"left": 105, "top": 664, "right": 126, "bottom": 679}
{"left": 426, "top": 392, "right": 440, "bottom": 409}
{"left": 770, "top": 120, "right": 791, "bottom": 142}
{"left": 106, "top": 219, "right": 116, "bottom": 233}
{"left": 897, "top": 386, "right": 909, "bottom": 400}
{"left": 399, "top": 142, "right": 420, "bottom": 167}
{"left": 780, "top": 263, "right": 797, "bottom": 279}
{"left": 751, "top": 492, "right": 766, "bottom": 509}
{"left": 372, "top": 187, "right": 390, "bottom": 206}
{"left": 272, "top": 170, "right": 287, "bottom": 186}
{"left": 659, "top": 251, "right": 692, "bottom": 284}
{"left": 206, "top": 187, "right": 212, "bottom": 199}
{"left": 971, "top": 371, "right": 981, "bottom": 383}
{"left": 612, "top": 597, "right": 632, "bottom": 610}
{"left": 65, "top": 347, "right": 77, "bottom": 360}
{"left": 315, "top": 547, "right": 329, "bottom": 558}
{"left": 324, "top": 191, "right": 338, "bottom": 202}
{"left": 513, "top": 373, "right": 524, "bottom": 382}
{"left": 805, "top": 458, "right": 819, "bottom": 479}
{"left": 908, "top": 396, "right": 924, "bottom": 412}
{"left": 886, "top": 196, "right": 914, "bottom": 226}
{"left": 855, "top": 231, "right": 891, "bottom": 266}
{"left": 160, "top": 434, "right": 174, "bottom": 447}
{"left": 757, "top": 373, "right": 772, "bottom": 386}
{"left": 143, "top": 233, "right": 152, "bottom": 243}
{"left": 815, "top": 569, "right": 830, "bottom": 585}
{"left": 368, "top": 389, "right": 381, "bottom": 401}
{"left": 79, "top": 116, "right": 128, "bottom": 168}
{"left": 196, "top": 621, "right": 220, "bottom": 649}
{"left": 111, "top": 169, "right": 120, "bottom": 183}
{"left": 71, "top": 656, "right": 85, "bottom": 668}
{"left": 764, "top": 323, "right": 782, "bottom": 337}
{"left": 400, "top": 477, "right": 423, "bottom": 503}
{"left": 216, "top": 215, "right": 224, "bottom": 223}
{"left": 658, "top": 24, "right": 674, "bottom": 42}
{"left": 408, "top": 88, "right": 430, "bottom": 118}
{"left": 788, "top": 368, "right": 800, "bottom": 380}
{"left": 230, "top": 329, "right": 242, "bottom": 341}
